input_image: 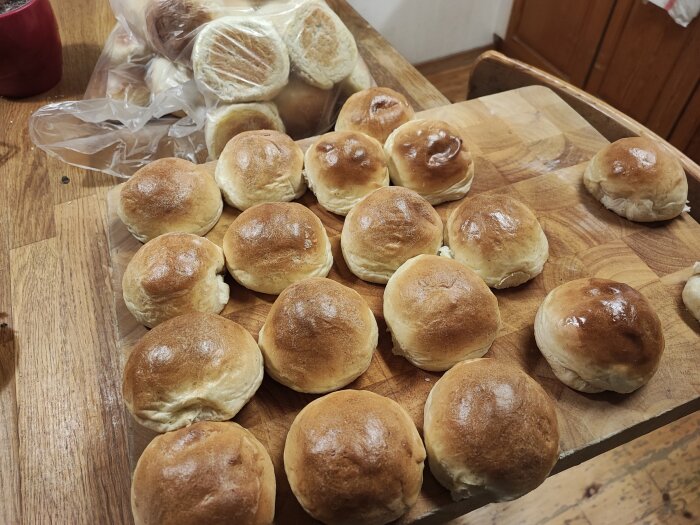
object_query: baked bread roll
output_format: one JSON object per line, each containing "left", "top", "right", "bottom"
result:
{"left": 335, "top": 87, "right": 414, "bottom": 144}
{"left": 535, "top": 278, "right": 665, "bottom": 393}
{"left": 145, "top": 0, "right": 216, "bottom": 61}
{"left": 283, "top": 1, "right": 358, "bottom": 89}
{"left": 273, "top": 74, "right": 338, "bottom": 140}
{"left": 304, "top": 131, "right": 389, "bottom": 216}
{"left": 259, "top": 278, "right": 377, "bottom": 393}
{"left": 205, "top": 102, "right": 285, "bottom": 159}
{"left": 583, "top": 136, "right": 689, "bottom": 222}
{"left": 339, "top": 56, "right": 373, "bottom": 98}
{"left": 117, "top": 157, "right": 223, "bottom": 243}
{"left": 145, "top": 57, "right": 197, "bottom": 117}
{"left": 108, "top": 28, "right": 148, "bottom": 66}
{"left": 223, "top": 202, "right": 333, "bottom": 294}
{"left": 445, "top": 193, "right": 548, "bottom": 288}
{"left": 123, "top": 232, "right": 229, "bottom": 328}
{"left": 341, "top": 186, "right": 443, "bottom": 284}
{"left": 105, "top": 68, "right": 152, "bottom": 107}
{"left": 131, "top": 421, "right": 275, "bottom": 525}
{"left": 385, "top": 119, "right": 474, "bottom": 205}
{"left": 384, "top": 255, "right": 500, "bottom": 371}
{"left": 193, "top": 16, "right": 289, "bottom": 103}
{"left": 145, "top": 56, "right": 191, "bottom": 97}
{"left": 683, "top": 262, "right": 700, "bottom": 321}
{"left": 123, "top": 313, "right": 263, "bottom": 432}
{"left": 215, "top": 130, "right": 305, "bottom": 211}
{"left": 284, "top": 390, "right": 425, "bottom": 525}
{"left": 424, "top": 358, "right": 559, "bottom": 501}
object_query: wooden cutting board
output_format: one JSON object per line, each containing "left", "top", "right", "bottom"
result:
{"left": 106, "top": 86, "right": 700, "bottom": 524}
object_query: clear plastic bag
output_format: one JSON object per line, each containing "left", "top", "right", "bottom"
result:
{"left": 29, "top": 0, "right": 374, "bottom": 178}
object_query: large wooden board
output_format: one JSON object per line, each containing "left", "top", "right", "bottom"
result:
{"left": 107, "top": 86, "right": 700, "bottom": 523}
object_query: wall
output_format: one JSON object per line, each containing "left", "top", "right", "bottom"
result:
{"left": 347, "top": 0, "right": 514, "bottom": 64}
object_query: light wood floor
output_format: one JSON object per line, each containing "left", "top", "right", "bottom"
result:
{"left": 416, "top": 51, "right": 700, "bottom": 525}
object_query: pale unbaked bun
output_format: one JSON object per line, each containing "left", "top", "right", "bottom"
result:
{"left": 223, "top": 202, "right": 333, "bottom": 295}
{"left": 339, "top": 56, "right": 373, "bottom": 98}
{"left": 117, "top": 158, "right": 223, "bottom": 243}
{"left": 535, "top": 278, "right": 665, "bottom": 393}
{"left": 446, "top": 193, "right": 549, "bottom": 288}
{"left": 424, "top": 358, "right": 559, "bottom": 501}
{"left": 205, "top": 102, "right": 285, "bottom": 159}
{"left": 215, "top": 130, "right": 305, "bottom": 210}
{"left": 145, "top": 0, "right": 216, "bottom": 61}
{"left": 259, "top": 278, "right": 377, "bottom": 393}
{"left": 273, "top": 74, "right": 338, "bottom": 140}
{"left": 335, "top": 87, "right": 414, "bottom": 144}
{"left": 145, "top": 57, "right": 191, "bottom": 98}
{"left": 284, "top": 390, "right": 425, "bottom": 525}
{"left": 105, "top": 69, "right": 152, "bottom": 107}
{"left": 584, "top": 136, "right": 689, "bottom": 222}
{"left": 131, "top": 421, "right": 275, "bottom": 525}
{"left": 384, "top": 255, "right": 500, "bottom": 371}
{"left": 683, "top": 262, "right": 700, "bottom": 321}
{"left": 122, "top": 313, "right": 263, "bottom": 432}
{"left": 341, "top": 186, "right": 443, "bottom": 284}
{"left": 123, "top": 233, "right": 229, "bottom": 328}
{"left": 304, "top": 131, "right": 389, "bottom": 216}
{"left": 385, "top": 119, "right": 474, "bottom": 205}
{"left": 108, "top": 28, "right": 148, "bottom": 66}
{"left": 193, "top": 16, "right": 289, "bottom": 103}
{"left": 283, "top": 1, "right": 358, "bottom": 90}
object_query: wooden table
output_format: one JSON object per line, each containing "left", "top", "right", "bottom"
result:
{"left": 0, "top": 1, "right": 697, "bottom": 524}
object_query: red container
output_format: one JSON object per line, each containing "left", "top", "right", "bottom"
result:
{"left": 0, "top": 0, "right": 62, "bottom": 98}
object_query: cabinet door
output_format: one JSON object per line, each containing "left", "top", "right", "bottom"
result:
{"left": 669, "top": 83, "right": 700, "bottom": 164}
{"left": 502, "top": 0, "right": 616, "bottom": 87}
{"left": 585, "top": 0, "right": 700, "bottom": 140}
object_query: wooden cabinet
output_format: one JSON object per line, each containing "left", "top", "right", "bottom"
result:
{"left": 502, "top": 0, "right": 700, "bottom": 163}
{"left": 502, "top": 0, "right": 615, "bottom": 87}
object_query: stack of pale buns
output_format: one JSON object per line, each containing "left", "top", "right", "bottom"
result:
{"left": 116, "top": 79, "right": 691, "bottom": 523}
{"left": 111, "top": 0, "right": 377, "bottom": 161}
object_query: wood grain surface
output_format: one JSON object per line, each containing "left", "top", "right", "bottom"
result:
{"left": 107, "top": 86, "right": 700, "bottom": 524}
{"left": 0, "top": 1, "right": 449, "bottom": 523}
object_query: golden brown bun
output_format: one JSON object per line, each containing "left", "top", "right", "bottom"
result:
{"left": 304, "top": 131, "right": 389, "bottom": 216}
{"left": 223, "top": 202, "right": 333, "bottom": 295}
{"left": 117, "top": 158, "right": 223, "bottom": 243}
{"left": 284, "top": 390, "right": 426, "bottom": 525}
{"left": 215, "top": 130, "right": 305, "bottom": 211}
{"left": 145, "top": 0, "right": 214, "bottom": 61}
{"left": 535, "top": 278, "right": 665, "bottom": 393}
{"left": 341, "top": 186, "right": 443, "bottom": 284}
{"left": 258, "top": 278, "right": 377, "bottom": 393}
{"left": 445, "top": 193, "right": 548, "bottom": 288}
{"left": 385, "top": 119, "right": 474, "bottom": 205}
{"left": 273, "top": 74, "right": 339, "bottom": 140}
{"left": 384, "top": 255, "right": 501, "bottom": 371}
{"left": 122, "top": 233, "right": 229, "bottom": 328}
{"left": 131, "top": 421, "right": 275, "bottom": 525}
{"left": 424, "top": 358, "right": 559, "bottom": 502}
{"left": 683, "top": 262, "right": 700, "bottom": 321}
{"left": 583, "top": 136, "right": 689, "bottom": 221}
{"left": 122, "top": 313, "right": 263, "bottom": 432}
{"left": 335, "top": 87, "right": 415, "bottom": 144}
